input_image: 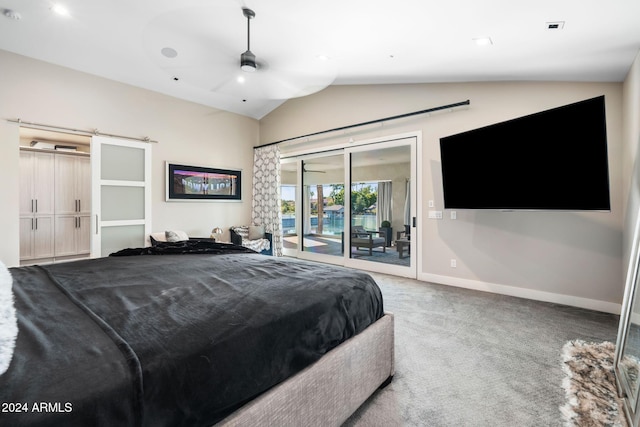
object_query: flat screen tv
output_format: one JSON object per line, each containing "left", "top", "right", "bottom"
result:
{"left": 439, "top": 96, "right": 610, "bottom": 210}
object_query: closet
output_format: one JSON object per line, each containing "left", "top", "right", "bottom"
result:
{"left": 19, "top": 146, "right": 91, "bottom": 264}
{"left": 54, "top": 154, "right": 91, "bottom": 257}
{"left": 19, "top": 150, "right": 55, "bottom": 261}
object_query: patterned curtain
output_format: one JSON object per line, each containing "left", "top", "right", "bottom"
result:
{"left": 252, "top": 145, "right": 283, "bottom": 256}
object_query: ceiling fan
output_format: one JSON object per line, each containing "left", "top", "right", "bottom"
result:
{"left": 210, "top": 6, "right": 336, "bottom": 101}
{"left": 240, "top": 8, "right": 257, "bottom": 72}
{"left": 144, "top": 5, "right": 336, "bottom": 103}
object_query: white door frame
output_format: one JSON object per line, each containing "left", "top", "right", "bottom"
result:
{"left": 280, "top": 157, "right": 300, "bottom": 258}
{"left": 295, "top": 149, "right": 346, "bottom": 267}
{"left": 344, "top": 135, "right": 418, "bottom": 278}
{"left": 281, "top": 131, "right": 421, "bottom": 279}
{"left": 91, "top": 136, "right": 152, "bottom": 257}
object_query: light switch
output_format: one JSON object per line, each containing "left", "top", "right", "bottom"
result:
{"left": 429, "top": 210, "right": 443, "bottom": 219}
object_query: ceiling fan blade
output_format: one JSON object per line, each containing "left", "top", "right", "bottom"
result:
{"left": 212, "top": 61, "right": 336, "bottom": 100}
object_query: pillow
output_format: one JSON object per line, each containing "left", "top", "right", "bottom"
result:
{"left": 0, "top": 261, "right": 18, "bottom": 376}
{"left": 233, "top": 226, "right": 249, "bottom": 239}
{"left": 165, "top": 230, "right": 189, "bottom": 242}
{"left": 149, "top": 232, "right": 167, "bottom": 246}
{"left": 248, "top": 225, "right": 265, "bottom": 240}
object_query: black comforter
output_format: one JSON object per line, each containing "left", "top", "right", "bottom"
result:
{"left": 0, "top": 249, "right": 384, "bottom": 426}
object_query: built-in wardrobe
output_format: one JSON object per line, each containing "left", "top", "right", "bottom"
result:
{"left": 19, "top": 146, "right": 91, "bottom": 265}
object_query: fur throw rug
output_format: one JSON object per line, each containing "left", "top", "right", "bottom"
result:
{"left": 561, "top": 340, "right": 627, "bottom": 427}
{"left": 0, "top": 261, "right": 18, "bottom": 375}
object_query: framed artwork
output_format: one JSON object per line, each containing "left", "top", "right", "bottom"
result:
{"left": 166, "top": 162, "right": 241, "bottom": 201}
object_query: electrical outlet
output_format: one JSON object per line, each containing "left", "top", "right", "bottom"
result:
{"left": 450, "top": 259, "right": 457, "bottom": 268}
{"left": 451, "top": 211, "right": 457, "bottom": 220}
{"left": 428, "top": 200, "right": 434, "bottom": 208}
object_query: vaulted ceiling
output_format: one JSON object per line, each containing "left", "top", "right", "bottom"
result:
{"left": 1, "top": 0, "right": 639, "bottom": 119}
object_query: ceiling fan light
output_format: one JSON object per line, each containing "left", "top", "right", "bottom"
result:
{"left": 241, "top": 50, "right": 257, "bottom": 72}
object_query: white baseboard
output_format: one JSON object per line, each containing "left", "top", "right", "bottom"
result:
{"left": 419, "top": 273, "right": 622, "bottom": 315}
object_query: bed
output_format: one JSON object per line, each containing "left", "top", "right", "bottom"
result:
{"left": 0, "top": 241, "right": 394, "bottom": 426}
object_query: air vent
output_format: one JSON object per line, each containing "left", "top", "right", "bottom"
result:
{"left": 546, "top": 21, "right": 565, "bottom": 30}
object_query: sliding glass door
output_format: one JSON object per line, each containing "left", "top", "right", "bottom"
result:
{"left": 280, "top": 159, "right": 298, "bottom": 257}
{"left": 345, "top": 138, "right": 416, "bottom": 277}
{"left": 298, "top": 152, "right": 345, "bottom": 264}
{"left": 281, "top": 136, "right": 417, "bottom": 278}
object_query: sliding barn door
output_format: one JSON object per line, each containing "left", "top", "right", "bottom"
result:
{"left": 91, "top": 136, "right": 151, "bottom": 257}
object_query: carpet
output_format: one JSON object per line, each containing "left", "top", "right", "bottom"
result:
{"left": 344, "top": 273, "right": 619, "bottom": 426}
{"left": 560, "top": 340, "right": 627, "bottom": 427}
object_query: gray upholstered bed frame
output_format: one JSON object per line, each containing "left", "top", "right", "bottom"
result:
{"left": 216, "top": 312, "right": 395, "bottom": 426}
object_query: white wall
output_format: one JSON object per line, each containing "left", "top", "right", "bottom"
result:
{"left": 2, "top": 47, "right": 634, "bottom": 313}
{"left": 0, "top": 50, "right": 258, "bottom": 266}
{"left": 623, "top": 51, "right": 640, "bottom": 284}
{"left": 261, "top": 81, "right": 624, "bottom": 311}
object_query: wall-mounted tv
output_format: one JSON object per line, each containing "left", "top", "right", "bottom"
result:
{"left": 439, "top": 96, "right": 610, "bottom": 211}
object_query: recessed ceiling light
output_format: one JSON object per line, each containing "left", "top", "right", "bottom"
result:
{"left": 473, "top": 37, "right": 493, "bottom": 46}
{"left": 3, "top": 9, "right": 22, "bottom": 20}
{"left": 161, "top": 47, "right": 178, "bottom": 58}
{"left": 237, "top": 75, "right": 246, "bottom": 84}
{"left": 316, "top": 55, "right": 330, "bottom": 61}
{"left": 52, "top": 4, "right": 70, "bottom": 17}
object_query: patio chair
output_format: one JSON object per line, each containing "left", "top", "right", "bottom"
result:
{"left": 351, "top": 226, "right": 386, "bottom": 256}
{"left": 230, "top": 225, "right": 273, "bottom": 255}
